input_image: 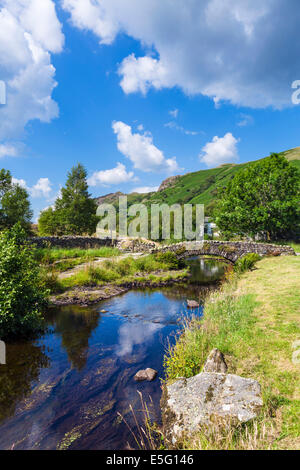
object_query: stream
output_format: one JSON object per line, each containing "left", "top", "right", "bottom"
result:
{"left": 0, "top": 258, "right": 227, "bottom": 450}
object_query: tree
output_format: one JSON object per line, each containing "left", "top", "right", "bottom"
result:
{"left": 54, "top": 163, "right": 98, "bottom": 235}
{"left": 38, "top": 207, "right": 59, "bottom": 236}
{"left": 0, "top": 169, "right": 33, "bottom": 234}
{"left": 1, "top": 185, "right": 33, "bottom": 233}
{"left": 0, "top": 224, "right": 48, "bottom": 340}
{"left": 0, "top": 169, "right": 12, "bottom": 199}
{"left": 214, "top": 154, "right": 300, "bottom": 240}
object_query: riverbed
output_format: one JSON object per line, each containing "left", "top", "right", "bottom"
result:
{"left": 0, "top": 258, "right": 226, "bottom": 450}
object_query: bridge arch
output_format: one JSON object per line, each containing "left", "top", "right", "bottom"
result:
{"left": 154, "top": 241, "right": 295, "bottom": 263}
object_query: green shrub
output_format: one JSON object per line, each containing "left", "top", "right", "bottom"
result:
{"left": 88, "top": 266, "right": 120, "bottom": 282}
{"left": 0, "top": 224, "right": 49, "bottom": 340}
{"left": 39, "top": 267, "right": 63, "bottom": 293}
{"left": 234, "top": 253, "right": 262, "bottom": 274}
{"left": 154, "top": 251, "right": 180, "bottom": 269}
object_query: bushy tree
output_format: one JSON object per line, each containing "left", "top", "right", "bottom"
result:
{"left": 0, "top": 224, "right": 48, "bottom": 340}
{"left": 38, "top": 207, "right": 59, "bottom": 236}
{"left": 214, "top": 154, "right": 300, "bottom": 240}
{"left": 38, "top": 164, "right": 98, "bottom": 235}
{"left": 0, "top": 169, "right": 32, "bottom": 233}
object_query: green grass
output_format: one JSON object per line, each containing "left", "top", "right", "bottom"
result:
{"left": 35, "top": 246, "right": 120, "bottom": 265}
{"left": 108, "top": 147, "right": 300, "bottom": 216}
{"left": 45, "top": 252, "right": 188, "bottom": 292}
{"left": 164, "top": 256, "right": 300, "bottom": 450}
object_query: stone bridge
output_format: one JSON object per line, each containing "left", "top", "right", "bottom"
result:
{"left": 154, "top": 241, "right": 295, "bottom": 263}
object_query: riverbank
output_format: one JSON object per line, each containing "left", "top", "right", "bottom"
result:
{"left": 163, "top": 255, "right": 300, "bottom": 450}
{"left": 50, "top": 269, "right": 189, "bottom": 306}
{"left": 44, "top": 251, "right": 193, "bottom": 305}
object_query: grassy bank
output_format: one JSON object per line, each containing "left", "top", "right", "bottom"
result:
{"left": 164, "top": 255, "right": 300, "bottom": 450}
{"left": 42, "top": 251, "right": 189, "bottom": 294}
{"left": 35, "top": 246, "right": 120, "bottom": 264}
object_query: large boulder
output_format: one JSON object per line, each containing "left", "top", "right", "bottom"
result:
{"left": 161, "top": 372, "right": 262, "bottom": 445}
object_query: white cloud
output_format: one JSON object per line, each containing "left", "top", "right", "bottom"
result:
{"left": 10, "top": 176, "right": 53, "bottom": 198}
{"left": 132, "top": 186, "right": 158, "bottom": 194}
{"left": 164, "top": 121, "right": 199, "bottom": 136}
{"left": 63, "top": 0, "right": 300, "bottom": 108}
{"left": 112, "top": 121, "right": 179, "bottom": 173}
{"left": 169, "top": 109, "right": 179, "bottom": 119}
{"left": 118, "top": 54, "right": 170, "bottom": 95}
{"left": 62, "top": 0, "right": 119, "bottom": 45}
{"left": 0, "top": 143, "right": 18, "bottom": 158}
{"left": 0, "top": 1, "right": 64, "bottom": 140}
{"left": 30, "top": 177, "right": 52, "bottom": 198}
{"left": 88, "top": 162, "right": 136, "bottom": 186}
{"left": 12, "top": 177, "right": 27, "bottom": 188}
{"left": 200, "top": 133, "right": 239, "bottom": 167}
{"left": 237, "top": 113, "right": 254, "bottom": 127}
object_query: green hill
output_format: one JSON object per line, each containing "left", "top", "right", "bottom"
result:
{"left": 97, "top": 148, "right": 300, "bottom": 216}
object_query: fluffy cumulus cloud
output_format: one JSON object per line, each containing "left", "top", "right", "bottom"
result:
{"left": 62, "top": 0, "right": 300, "bottom": 108}
{"left": 119, "top": 54, "right": 170, "bottom": 95}
{"left": 30, "top": 177, "right": 52, "bottom": 198}
{"left": 12, "top": 177, "right": 27, "bottom": 188}
{"left": 11, "top": 176, "right": 52, "bottom": 198}
{"left": 0, "top": 0, "right": 64, "bottom": 141}
{"left": 88, "top": 162, "right": 136, "bottom": 186}
{"left": 200, "top": 133, "right": 239, "bottom": 167}
{"left": 112, "top": 121, "right": 179, "bottom": 173}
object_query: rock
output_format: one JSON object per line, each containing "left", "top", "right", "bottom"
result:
{"left": 162, "top": 372, "right": 262, "bottom": 445}
{"left": 203, "top": 348, "right": 228, "bottom": 373}
{"left": 134, "top": 368, "right": 158, "bottom": 382}
{"left": 158, "top": 175, "right": 181, "bottom": 192}
{"left": 145, "top": 368, "right": 158, "bottom": 381}
{"left": 187, "top": 300, "right": 199, "bottom": 308}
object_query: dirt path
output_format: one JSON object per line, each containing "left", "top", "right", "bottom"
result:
{"left": 58, "top": 252, "right": 145, "bottom": 280}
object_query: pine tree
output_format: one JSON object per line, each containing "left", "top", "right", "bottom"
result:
{"left": 54, "top": 163, "right": 98, "bottom": 235}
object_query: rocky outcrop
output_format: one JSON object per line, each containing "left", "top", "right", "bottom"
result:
{"left": 95, "top": 191, "right": 124, "bottom": 205}
{"left": 203, "top": 348, "right": 228, "bottom": 373}
{"left": 134, "top": 368, "right": 158, "bottom": 382}
{"left": 162, "top": 372, "right": 263, "bottom": 445}
{"left": 161, "top": 348, "right": 262, "bottom": 446}
{"left": 158, "top": 175, "right": 181, "bottom": 192}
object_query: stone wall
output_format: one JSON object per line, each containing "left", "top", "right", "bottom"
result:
{"left": 28, "top": 237, "right": 295, "bottom": 260}
{"left": 116, "top": 237, "right": 159, "bottom": 252}
{"left": 29, "top": 236, "right": 116, "bottom": 249}
{"left": 154, "top": 240, "right": 295, "bottom": 263}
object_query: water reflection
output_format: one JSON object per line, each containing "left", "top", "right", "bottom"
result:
{"left": 46, "top": 307, "right": 100, "bottom": 370}
{"left": 0, "top": 343, "right": 49, "bottom": 423}
{"left": 188, "top": 257, "right": 228, "bottom": 283}
{"left": 0, "top": 258, "right": 227, "bottom": 450}
{"left": 117, "top": 322, "right": 163, "bottom": 357}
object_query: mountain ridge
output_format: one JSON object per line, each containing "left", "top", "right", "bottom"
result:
{"left": 95, "top": 147, "right": 300, "bottom": 215}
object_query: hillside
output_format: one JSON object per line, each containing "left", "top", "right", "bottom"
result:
{"left": 96, "top": 148, "right": 300, "bottom": 215}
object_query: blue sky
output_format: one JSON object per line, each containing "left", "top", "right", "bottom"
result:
{"left": 1, "top": 0, "right": 300, "bottom": 220}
